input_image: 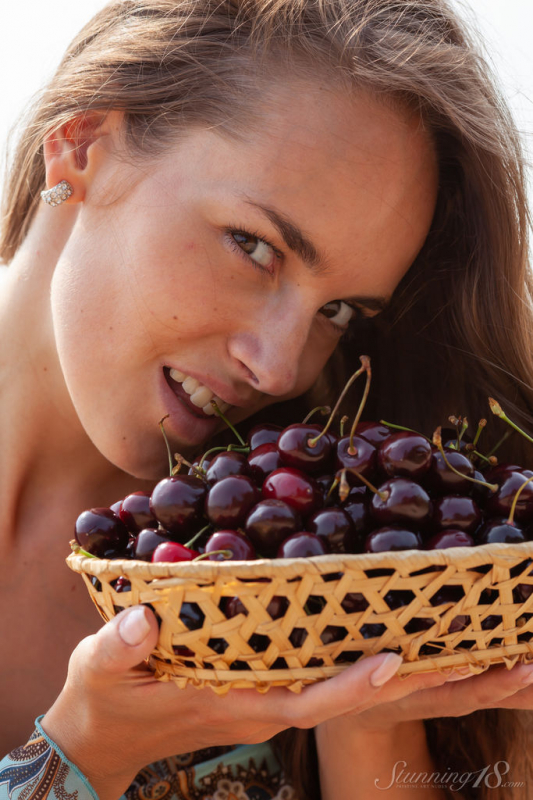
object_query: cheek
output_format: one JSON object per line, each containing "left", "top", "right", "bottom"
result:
{"left": 287, "top": 324, "right": 340, "bottom": 400}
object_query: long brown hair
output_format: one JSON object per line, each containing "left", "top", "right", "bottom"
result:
{"left": 2, "top": 0, "right": 532, "bottom": 797}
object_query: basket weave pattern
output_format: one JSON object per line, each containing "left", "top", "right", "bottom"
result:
{"left": 67, "top": 541, "right": 533, "bottom": 694}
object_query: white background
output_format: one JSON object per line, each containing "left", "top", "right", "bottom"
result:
{"left": 0, "top": 0, "right": 531, "bottom": 203}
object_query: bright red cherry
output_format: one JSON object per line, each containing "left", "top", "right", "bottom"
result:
{"left": 151, "top": 541, "right": 199, "bottom": 562}
{"left": 262, "top": 468, "right": 322, "bottom": 516}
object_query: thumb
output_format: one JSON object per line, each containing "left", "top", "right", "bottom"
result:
{"left": 78, "top": 605, "right": 160, "bottom": 679}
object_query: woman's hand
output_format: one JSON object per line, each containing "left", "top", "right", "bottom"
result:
{"left": 41, "top": 605, "right": 461, "bottom": 800}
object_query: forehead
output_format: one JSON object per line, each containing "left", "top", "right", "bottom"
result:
{"left": 143, "top": 84, "right": 438, "bottom": 295}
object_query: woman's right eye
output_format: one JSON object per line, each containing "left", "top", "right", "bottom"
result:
{"left": 226, "top": 228, "right": 280, "bottom": 276}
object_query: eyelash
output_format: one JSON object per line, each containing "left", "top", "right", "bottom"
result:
{"left": 225, "top": 223, "right": 370, "bottom": 340}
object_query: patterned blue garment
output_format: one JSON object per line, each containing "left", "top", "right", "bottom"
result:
{"left": 0, "top": 718, "right": 296, "bottom": 800}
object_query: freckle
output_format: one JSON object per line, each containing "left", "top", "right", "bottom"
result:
{"left": 123, "top": 436, "right": 127, "bottom": 441}
{"left": 173, "top": 315, "right": 178, "bottom": 320}
{"left": 43, "top": 367, "right": 47, "bottom": 372}
{"left": 185, "top": 241, "right": 195, "bottom": 251}
{"left": 109, "top": 326, "right": 113, "bottom": 331}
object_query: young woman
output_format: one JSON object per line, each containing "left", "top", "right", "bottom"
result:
{"left": 0, "top": 1, "right": 532, "bottom": 798}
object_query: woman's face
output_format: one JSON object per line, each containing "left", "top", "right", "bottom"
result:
{"left": 50, "top": 84, "right": 438, "bottom": 479}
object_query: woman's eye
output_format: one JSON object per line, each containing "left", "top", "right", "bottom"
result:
{"left": 228, "top": 230, "right": 278, "bottom": 274}
{"left": 319, "top": 300, "right": 357, "bottom": 329}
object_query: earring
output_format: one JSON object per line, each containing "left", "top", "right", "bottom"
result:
{"left": 40, "top": 180, "right": 73, "bottom": 207}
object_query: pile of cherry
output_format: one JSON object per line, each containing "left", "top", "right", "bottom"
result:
{"left": 75, "top": 418, "right": 533, "bottom": 562}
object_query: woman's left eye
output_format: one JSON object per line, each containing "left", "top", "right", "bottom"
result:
{"left": 319, "top": 300, "right": 358, "bottom": 330}
{"left": 226, "top": 228, "right": 280, "bottom": 275}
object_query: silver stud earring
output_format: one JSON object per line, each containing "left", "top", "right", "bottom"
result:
{"left": 40, "top": 180, "right": 73, "bottom": 207}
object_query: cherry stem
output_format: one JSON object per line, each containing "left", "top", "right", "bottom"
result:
{"left": 486, "top": 429, "right": 512, "bottom": 458}
{"left": 210, "top": 401, "right": 245, "bottom": 446}
{"left": 339, "top": 415, "right": 349, "bottom": 437}
{"left": 185, "top": 525, "right": 211, "bottom": 549}
{"left": 159, "top": 415, "right": 174, "bottom": 476}
{"left": 507, "top": 475, "right": 533, "bottom": 526}
{"left": 488, "top": 398, "right": 533, "bottom": 445}
{"left": 471, "top": 449, "right": 493, "bottom": 464}
{"left": 192, "top": 549, "right": 233, "bottom": 562}
{"left": 302, "top": 405, "right": 331, "bottom": 424}
{"left": 348, "top": 357, "right": 372, "bottom": 453}
{"left": 432, "top": 427, "right": 497, "bottom": 493}
{"left": 472, "top": 419, "right": 487, "bottom": 449}
{"left": 72, "top": 543, "right": 98, "bottom": 559}
{"left": 336, "top": 467, "right": 386, "bottom": 502}
{"left": 307, "top": 356, "right": 369, "bottom": 448}
{"left": 325, "top": 476, "right": 340, "bottom": 504}
{"left": 379, "top": 420, "right": 431, "bottom": 443}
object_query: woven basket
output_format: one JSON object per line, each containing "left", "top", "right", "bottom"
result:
{"left": 67, "top": 540, "right": 533, "bottom": 694}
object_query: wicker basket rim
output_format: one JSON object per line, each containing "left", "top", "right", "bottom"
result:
{"left": 67, "top": 540, "right": 533, "bottom": 580}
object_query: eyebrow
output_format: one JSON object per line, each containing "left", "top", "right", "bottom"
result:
{"left": 242, "top": 195, "right": 390, "bottom": 312}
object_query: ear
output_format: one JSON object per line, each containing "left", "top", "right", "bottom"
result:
{"left": 42, "top": 110, "right": 124, "bottom": 204}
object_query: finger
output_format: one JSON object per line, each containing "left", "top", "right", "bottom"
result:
{"left": 268, "top": 652, "right": 450, "bottom": 728}
{"left": 72, "top": 605, "right": 160, "bottom": 681}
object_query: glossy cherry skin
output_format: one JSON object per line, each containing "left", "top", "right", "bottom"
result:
{"left": 119, "top": 491, "right": 157, "bottom": 534}
{"left": 433, "top": 495, "right": 482, "bottom": 534}
{"left": 75, "top": 508, "right": 130, "bottom": 557}
{"left": 424, "top": 530, "right": 475, "bottom": 549}
{"left": 364, "top": 526, "right": 422, "bottom": 553}
{"left": 245, "top": 499, "right": 301, "bottom": 555}
{"left": 475, "top": 518, "right": 528, "bottom": 545}
{"left": 206, "top": 451, "right": 251, "bottom": 484}
{"left": 110, "top": 500, "right": 123, "bottom": 516}
{"left": 247, "top": 444, "right": 283, "bottom": 485}
{"left": 355, "top": 422, "right": 391, "bottom": 446}
{"left": 485, "top": 470, "right": 533, "bottom": 523}
{"left": 307, "top": 507, "right": 358, "bottom": 554}
{"left": 263, "top": 468, "right": 322, "bottom": 517}
{"left": 378, "top": 432, "right": 432, "bottom": 480}
{"left": 336, "top": 435, "right": 377, "bottom": 486}
{"left": 114, "top": 576, "right": 132, "bottom": 593}
{"left": 424, "top": 449, "right": 475, "bottom": 495}
{"left": 248, "top": 423, "right": 283, "bottom": 450}
{"left": 341, "top": 592, "right": 368, "bottom": 612}
{"left": 134, "top": 527, "right": 171, "bottom": 561}
{"left": 342, "top": 497, "right": 371, "bottom": 537}
{"left": 150, "top": 476, "right": 207, "bottom": 540}
{"left": 277, "top": 423, "right": 333, "bottom": 474}
{"left": 204, "top": 529, "right": 256, "bottom": 561}
{"left": 371, "top": 478, "right": 432, "bottom": 528}
{"left": 151, "top": 541, "right": 199, "bottom": 562}
{"left": 277, "top": 532, "right": 329, "bottom": 558}
{"left": 206, "top": 475, "right": 259, "bottom": 528}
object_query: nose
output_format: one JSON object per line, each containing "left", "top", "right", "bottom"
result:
{"left": 227, "top": 303, "right": 311, "bottom": 397}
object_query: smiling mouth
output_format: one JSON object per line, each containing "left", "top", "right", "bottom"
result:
{"left": 163, "top": 367, "right": 233, "bottom": 420}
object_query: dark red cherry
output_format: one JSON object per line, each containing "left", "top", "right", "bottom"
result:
{"left": 424, "top": 449, "right": 475, "bottom": 495}
{"left": 114, "top": 576, "right": 131, "bottom": 593}
{"left": 248, "top": 423, "right": 283, "bottom": 449}
{"left": 247, "top": 443, "right": 283, "bottom": 485}
{"left": 134, "top": 527, "right": 171, "bottom": 561}
{"left": 205, "top": 451, "right": 251, "bottom": 484}
{"left": 151, "top": 541, "right": 199, "bottom": 562}
{"left": 315, "top": 474, "right": 337, "bottom": 504}
{"left": 204, "top": 530, "right": 256, "bottom": 560}
{"left": 365, "top": 526, "right": 422, "bottom": 553}
{"left": 245, "top": 499, "right": 301, "bottom": 555}
{"left": 336, "top": 436, "right": 377, "bottom": 485}
{"left": 472, "top": 470, "right": 493, "bottom": 505}
{"left": 110, "top": 500, "right": 123, "bottom": 515}
{"left": 355, "top": 422, "right": 391, "bottom": 446}
{"left": 342, "top": 497, "right": 371, "bottom": 537}
{"left": 263, "top": 468, "right": 322, "bottom": 516}
{"left": 433, "top": 495, "right": 482, "bottom": 534}
{"left": 277, "top": 424, "right": 333, "bottom": 473}
{"left": 119, "top": 491, "right": 157, "bottom": 534}
{"left": 150, "top": 476, "right": 207, "bottom": 540}
{"left": 485, "top": 470, "right": 533, "bottom": 523}
{"left": 307, "top": 507, "right": 358, "bottom": 554}
{"left": 475, "top": 518, "right": 527, "bottom": 545}
{"left": 75, "top": 508, "right": 130, "bottom": 557}
{"left": 277, "top": 532, "right": 329, "bottom": 558}
{"left": 378, "top": 432, "right": 432, "bottom": 480}
{"left": 485, "top": 463, "right": 522, "bottom": 484}
{"left": 188, "top": 457, "right": 212, "bottom": 478}
{"left": 430, "top": 586, "right": 469, "bottom": 633}
{"left": 371, "top": 478, "right": 432, "bottom": 528}
{"left": 424, "top": 530, "right": 475, "bottom": 549}
{"left": 206, "top": 475, "right": 259, "bottom": 528}
{"left": 341, "top": 592, "right": 368, "bottom": 612}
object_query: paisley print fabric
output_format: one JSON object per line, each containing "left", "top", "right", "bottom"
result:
{"left": 0, "top": 719, "right": 296, "bottom": 800}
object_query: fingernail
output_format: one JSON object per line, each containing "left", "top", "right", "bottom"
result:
{"left": 521, "top": 666, "right": 533, "bottom": 685}
{"left": 118, "top": 607, "right": 151, "bottom": 646}
{"left": 370, "top": 653, "right": 403, "bottom": 687}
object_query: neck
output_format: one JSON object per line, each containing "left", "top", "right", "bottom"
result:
{"left": 0, "top": 205, "right": 151, "bottom": 542}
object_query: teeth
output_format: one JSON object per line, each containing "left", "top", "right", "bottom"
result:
{"left": 202, "top": 403, "right": 217, "bottom": 416}
{"left": 182, "top": 377, "right": 200, "bottom": 395}
{"left": 190, "top": 385, "right": 214, "bottom": 408}
{"left": 169, "top": 368, "right": 186, "bottom": 382}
